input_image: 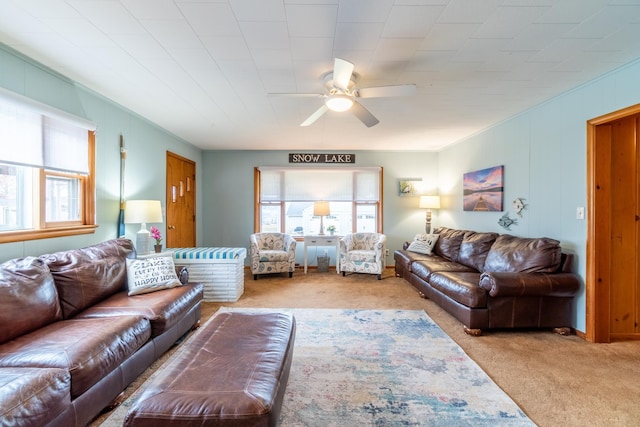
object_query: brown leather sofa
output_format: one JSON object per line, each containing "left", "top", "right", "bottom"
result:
{"left": 0, "top": 239, "right": 203, "bottom": 427}
{"left": 395, "top": 227, "right": 580, "bottom": 335}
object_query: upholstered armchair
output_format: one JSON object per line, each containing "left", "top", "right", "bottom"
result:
{"left": 339, "top": 233, "right": 387, "bottom": 280}
{"left": 250, "top": 233, "right": 297, "bottom": 280}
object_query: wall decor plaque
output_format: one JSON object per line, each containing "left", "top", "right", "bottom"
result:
{"left": 289, "top": 153, "right": 356, "bottom": 164}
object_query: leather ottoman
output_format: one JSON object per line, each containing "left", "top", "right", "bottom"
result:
{"left": 124, "top": 311, "right": 296, "bottom": 427}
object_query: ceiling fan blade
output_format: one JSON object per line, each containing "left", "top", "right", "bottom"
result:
{"left": 300, "top": 104, "right": 329, "bottom": 127}
{"left": 357, "top": 84, "right": 417, "bottom": 99}
{"left": 266, "top": 92, "right": 324, "bottom": 98}
{"left": 333, "top": 58, "right": 354, "bottom": 91}
{"left": 350, "top": 101, "right": 379, "bottom": 128}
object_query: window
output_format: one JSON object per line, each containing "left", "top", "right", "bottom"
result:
{"left": 0, "top": 88, "right": 96, "bottom": 243}
{"left": 254, "top": 166, "right": 382, "bottom": 235}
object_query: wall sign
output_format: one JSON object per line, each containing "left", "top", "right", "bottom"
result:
{"left": 289, "top": 153, "right": 356, "bottom": 164}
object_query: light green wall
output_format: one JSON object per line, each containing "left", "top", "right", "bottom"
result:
{"left": 0, "top": 45, "right": 203, "bottom": 262}
{"left": 4, "top": 41, "right": 640, "bottom": 333}
{"left": 201, "top": 150, "right": 438, "bottom": 266}
{"left": 437, "top": 57, "right": 640, "bottom": 333}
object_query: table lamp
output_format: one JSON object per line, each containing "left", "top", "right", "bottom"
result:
{"left": 125, "top": 200, "right": 163, "bottom": 255}
{"left": 313, "top": 201, "right": 330, "bottom": 235}
{"left": 419, "top": 195, "right": 440, "bottom": 234}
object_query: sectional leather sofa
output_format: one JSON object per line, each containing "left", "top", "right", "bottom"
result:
{"left": 0, "top": 239, "right": 203, "bottom": 426}
{"left": 395, "top": 227, "right": 580, "bottom": 335}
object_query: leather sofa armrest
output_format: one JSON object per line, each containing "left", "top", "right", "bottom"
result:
{"left": 479, "top": 272, "right": 580, "bottom": 298}
{"left": 175, "top": 266, "right": 189, "bottom": 285}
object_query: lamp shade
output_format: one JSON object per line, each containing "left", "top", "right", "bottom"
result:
{"left": 313, "top": 201, "right": 330, "bottom": 216}
{"left": 124, "top": 200, "right": 163, "bottom": 224}
{"left": 419, "top": 195, "right": 441, "bottom": 209}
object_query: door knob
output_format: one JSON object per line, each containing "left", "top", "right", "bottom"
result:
{"left": 168, "top": 225, "right": 176, "bottom": 230}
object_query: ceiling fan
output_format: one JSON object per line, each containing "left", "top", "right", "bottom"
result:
{"left": 268, "top": 58, "right": 417, "bottom": 128}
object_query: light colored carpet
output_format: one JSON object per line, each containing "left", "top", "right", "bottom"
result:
{"left": 102, "top": 308, "right": 533, "bottom": 426}
{"left": 91, "top": 268, "right": 640, "bottom": 426}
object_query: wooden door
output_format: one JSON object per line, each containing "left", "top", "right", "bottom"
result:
{"left": 609, "top": 115, "right": 639, "bottom": 339}
{"left": 587, "top": 105, "right": 640, "bottom": 342}
{"left": 166, "top": 152, "right": 196, "bottom": 248}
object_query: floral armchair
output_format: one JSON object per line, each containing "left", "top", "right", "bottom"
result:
{"left": 250, "top": 233, "right": 297, "bottom": 280}
{"left": 339, "top": 233, "right": 387, "bottom": 280}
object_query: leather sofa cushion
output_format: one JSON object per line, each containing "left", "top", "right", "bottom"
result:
{"left": 428, "top": 272, "right": 487, "bottom": 308}
{"left": 458, "top": 231, "right": 499, "bottom": 272}
{"left": 394, "top": 249, "right": 432, "bottom": 273}
{"left": 77, "top": 283, "right": 204, "bottom": 337}
{"left": 0, "top": 316, "right": 151, "bottom": 398}
{"left": 484, "top": 234, "right": 562, "bottom": 273}
{"left": 433, "top": 227, "right": 468, "bottom": 261}
{"left": 0, "top": 257, "right": 62, "bottom": 344}
{"left": 411, "top": 257, "right": 475, "bottom": 283}
{"left": 42, "top": 239, "right": 135, "bottom": 318}
{"left": 0, "top": 367, "right": 70, "bottom": 426}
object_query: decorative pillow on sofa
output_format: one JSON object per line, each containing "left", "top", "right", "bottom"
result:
{"left": 407, "top": 234, "right": 439, "bottom": 255}
{"left": 126, "top": 256, "right": 182, "bottom": 296}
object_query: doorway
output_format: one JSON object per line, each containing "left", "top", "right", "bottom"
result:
{"left": 587, "top": 103, "right": 640, "bottom": 343}
{"left": 166, "top": 151, "right": 196, "bottom": 248}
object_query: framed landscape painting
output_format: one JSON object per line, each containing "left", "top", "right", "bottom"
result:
{"left": 463, "top": 165, "right": 504, "bottom": 211}
{"left": 398, "top": 178, "right": 422, "bottom": 196}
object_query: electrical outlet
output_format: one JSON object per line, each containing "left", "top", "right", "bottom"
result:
{"left": 385, "top": 249, "right": 389, "bottom": 257}
{"left": 576, "top": 207, "right": 585, "bottom": 220}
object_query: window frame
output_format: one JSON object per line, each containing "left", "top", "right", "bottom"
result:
{"left": 0, "top": 130, "right": 96, "bottom": 243}
{"left": 253, "top": 166, "right": 383, "bottom": 236}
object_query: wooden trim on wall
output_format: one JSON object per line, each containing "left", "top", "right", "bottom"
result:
{"left": 86, "top": 130, "right": 96, "bottom": 226}
{"left": 379, "top": 167, "right": 384, "bottom": 232}
{"left": 254, "top": 167, "right": 260, "bottom": 232}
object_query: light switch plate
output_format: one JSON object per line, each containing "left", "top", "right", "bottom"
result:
{"left": 576, "top": 207, "right": 585, "bottom": 220}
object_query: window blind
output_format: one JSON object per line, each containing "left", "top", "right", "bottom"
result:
{"left": 0, "top": 87, "right": 95, "bottom": 174}
{"left": 259, "top": 167, "right": 380, "bottom": 202}
{"left": 43, "top": 117, "right": 89, "bottom": 174}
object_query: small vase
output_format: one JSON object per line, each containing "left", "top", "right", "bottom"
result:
{"left": 154, "top": 244, "right": 163, "bottom": 253}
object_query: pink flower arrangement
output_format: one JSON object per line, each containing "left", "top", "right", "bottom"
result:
{"left": 150, "top": 226, "right": 162, "bottom": 245}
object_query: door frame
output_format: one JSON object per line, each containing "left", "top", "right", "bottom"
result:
{"left": 586, "top": 103, "right": 640, "bottom": 343}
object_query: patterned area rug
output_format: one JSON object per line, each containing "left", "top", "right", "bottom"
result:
{"left": 101, "top": 308, "right": 534, "bottom": 426}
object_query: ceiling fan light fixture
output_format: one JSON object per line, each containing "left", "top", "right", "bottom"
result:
{"left": 325, "top": 94, "right": 353, "bottom": 112}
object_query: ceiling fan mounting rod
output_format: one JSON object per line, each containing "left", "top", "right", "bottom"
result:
{"left": 329, "top": 87, "right": 353, "bottom": 97}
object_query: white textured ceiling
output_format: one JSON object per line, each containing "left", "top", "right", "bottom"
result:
{"left": 1, "top": 0, "right": 639, "bottom": 151}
